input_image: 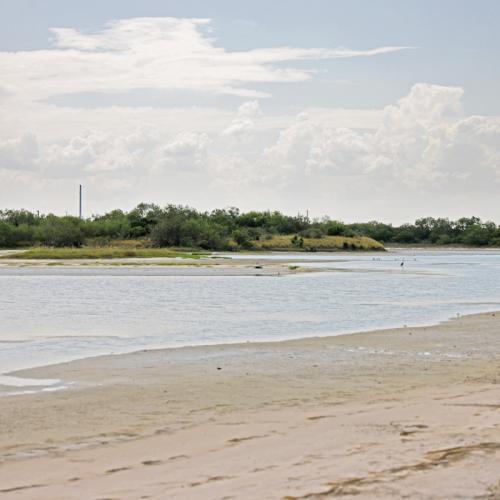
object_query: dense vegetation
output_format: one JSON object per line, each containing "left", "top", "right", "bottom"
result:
{"left": 5, "top": 247, "right": 205, "bottom": 260}
{"left": 348, "top": 216, "right": 500, "bottom": 247}
{"left": 0, "top": 204, "right": 499, "bottom": 251}
{"left": 254, "top": 235, "right": 384, "bottom": 251}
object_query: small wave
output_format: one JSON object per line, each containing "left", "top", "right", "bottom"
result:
{"left": 0, "top": 375, "right": 60, "bottom": 388}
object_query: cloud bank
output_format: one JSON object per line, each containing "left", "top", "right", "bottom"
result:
{"left": 0, "top": 17, "right": 498, "bottom": 221}
{"left": 1, "top": 83, "right": 499, "bottom": 216}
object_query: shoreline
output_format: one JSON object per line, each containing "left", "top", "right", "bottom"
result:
{"left": 3, "top": 308, "right": 500, "bottom": 393}
{"left": 1, "top": 311, "right": 499, "bottom": 498}
{"left": 0, "top": 250, "right": 382, "bottom": 269}
{"left": 10, "top": 247, "right": 500, "bottom": 391}
{"left": 1, "top": 246, "right": 497, "bottom": 272}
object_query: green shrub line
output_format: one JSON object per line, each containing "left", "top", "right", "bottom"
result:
{"left": 1, "top": 205, "right": 499, "bottom": 252}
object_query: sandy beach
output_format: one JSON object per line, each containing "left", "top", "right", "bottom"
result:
{"left": 2, "top": 1, "right": 500, "bottom": 498}
{"left": 0, "top": 312, "right": 499, "bottom": 499}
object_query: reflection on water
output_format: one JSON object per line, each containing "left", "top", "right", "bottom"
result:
{"left": 1, "top": 250, "right": 500, "bottom": 385}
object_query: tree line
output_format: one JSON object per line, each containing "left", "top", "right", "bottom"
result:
{"left": 0, "top": 204, "right": 499, "bottom": 250}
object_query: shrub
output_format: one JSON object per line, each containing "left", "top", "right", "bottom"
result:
{"left": 0, "top": 221, "right": 16, "bottom": 247}
{"left": 291, "top": 235, "right": 304, "bottom": 248}
{"left": 232, "top": 229, "right": 253, "bottom": 249}
{"left": 462, "top": 226, "right": 490, "bottom": 246}
{"left": 151, "top": 216, "right": 228, "bottom": 250}
{"left": 36, "top": 217, "right": 84, "bottom": 247}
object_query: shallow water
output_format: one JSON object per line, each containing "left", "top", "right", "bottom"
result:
{"left": 1, "top": 250, "right": 500, "bottom": 390}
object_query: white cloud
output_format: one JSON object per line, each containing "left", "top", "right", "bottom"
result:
{"left": 2, "top": 15, "right": 497, "bottom": 222}
{"left": 237, "top": 100, "right": 262, "bottom": 118}
{"left": 160, "top": 132, "right": 212, "bottom": 171}
{"left": 256, "top": 84, "right": 500, "bottom": 189}
{"left": 382, "top": 83, "right": 464, "bottom": 128}
{"left": 0, "top": 85, "right": 13, "bottom": 104}
{"left": 41, "top": 131, "right": 157, "bottom": 177}
{"left": 2, "top": 83, "right": 500, "bottom": 222}
{"left": 0, "top": 17, "right": 410, "bottom": 103}
{"left": 29, "top": 128, "right": 212, "bottom": 179}
{"left": 0, "top": 103, "right": 235, "bottom": 144}
{"left": 222, "top": 100, "right": 262, "bottom": 137}
{"left": 0, "top": 133, "right": 39, "bottom": 171}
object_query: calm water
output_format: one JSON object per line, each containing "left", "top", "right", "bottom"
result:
{"left": 1, "top": 250, "right": 500, "bottom": 390}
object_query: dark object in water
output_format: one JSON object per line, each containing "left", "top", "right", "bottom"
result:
{"left": 254, "top": 265, "right": 263, "bottom": 269}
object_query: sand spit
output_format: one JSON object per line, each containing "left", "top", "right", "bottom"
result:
{"left": 1, "top": 312, "right": 499, "bottom": 499}
{"left": 0, "top": 254, "right": 325, "bottom": 276}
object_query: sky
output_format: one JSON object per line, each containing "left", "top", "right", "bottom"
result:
{"left": 1, "top": 0, "right": 499, "bottom": 224}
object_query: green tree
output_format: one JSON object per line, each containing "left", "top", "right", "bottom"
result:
{"left": 36, "top": 216, "right": 84, "bottom": 247}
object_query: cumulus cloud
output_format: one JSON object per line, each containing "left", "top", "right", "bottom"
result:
{"left": 257, "top": 84, "right": 500, "bottom": 188}
{"left": 160, "top": 132, "right": 212, "bottom": 171}
{"left": 0, "top": 17, "right": 410, "bottom": 102}
{"left": 26, "top": 128, "right": 212, "bottom": 179}
{"left": 2, "top": 83, "right": 500, "bottom": 221}
{"left": 4, "top": 83, "right": 500, "bottom": 186}
{"left": 0, "top": 133, "right": 39, "bottom": 171}
{"left": 222, "top": 100, "right": 262, "bottom": 138}
{"left": 41, "top": 131, "right": 157, "bottom": 177}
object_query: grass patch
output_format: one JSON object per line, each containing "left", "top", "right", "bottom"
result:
{"left": 254, "top": 235, "right": 385, "bottom": 251}
{"left": 105, "top": 261, "right": 209, "bottom": 267}
{"left": 3, "top": 247, "right": 207, "bottom": 260}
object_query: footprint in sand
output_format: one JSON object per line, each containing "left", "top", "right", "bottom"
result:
{"left": 142, "top": 460, "right": 163, "bottom": 466}
{"left": 105, "top": 466, "right": 131, "bottom": 474}
{"left": 227, "top": 434, "right": 268, "bottom": 445}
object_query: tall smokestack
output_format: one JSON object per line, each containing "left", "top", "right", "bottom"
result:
{"left": 79, "top": 184, "right": 83, "bottom": 219}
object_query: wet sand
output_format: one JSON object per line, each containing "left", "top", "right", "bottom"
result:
{"left": 1, "top": 312, "right": 500, "bottom": 499}
{"left": 0, "top": 252, "right": 321, "bottom": 276}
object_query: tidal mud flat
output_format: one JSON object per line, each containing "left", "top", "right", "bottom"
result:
{"left": 1, "top": 312, "right": 499, "bottom": 499}
{"left": 0, "top": 251, "right": 317, "bottom": 276}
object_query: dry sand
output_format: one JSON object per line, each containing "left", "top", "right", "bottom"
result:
{"left": 1, "top": 312, "right": 500, "bottom": 499}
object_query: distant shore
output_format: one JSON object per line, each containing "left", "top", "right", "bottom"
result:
{"left": 1, "top": 311, "right": 499, "bottom": 499}
{"left": 0, "top": 251, "right": 320, "bottom": 275}
{"left": 385, "top": 243, "right": 500, "bottom": 251}
{"left": 0, "top": 247, "right": 383, "bottom": 273}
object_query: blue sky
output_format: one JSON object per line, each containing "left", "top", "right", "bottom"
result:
{"left": 1, "top": 1, "right": 499, "bottom": 222}
{"left": 2, "top": 0, "right": 499, "bottom": 113}
{"left": 0, "top": 10, "right": 409, "bottom": 109}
